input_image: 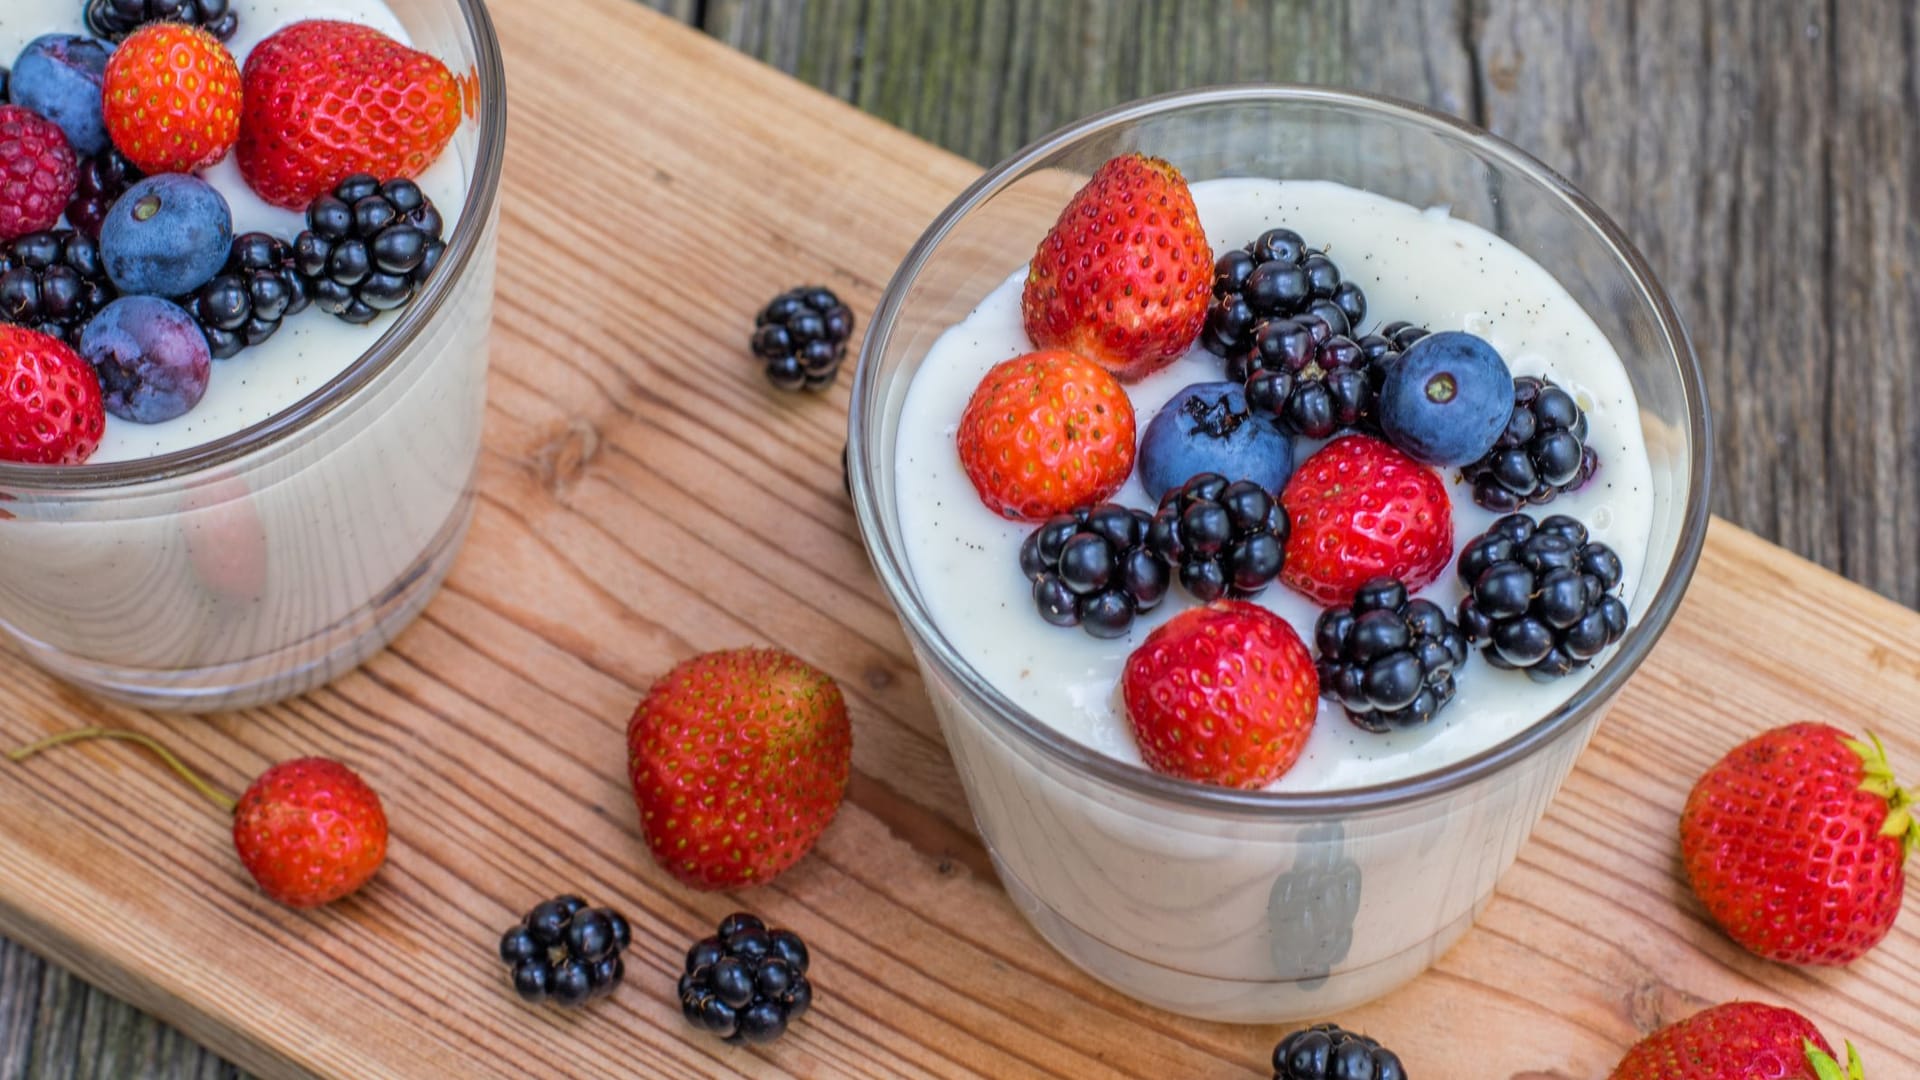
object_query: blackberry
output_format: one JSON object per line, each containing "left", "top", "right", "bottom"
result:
{"left": 751, "top": 286, "right": 854, "bottom": 392}
{"left": 85, "top": 0, "right": 238, "bottom": 43}
{"left": 67, "top": 148, "right": 142, "bottom": 241}
{"left": 1019, "top": 503, "right": 1169, "bottom": 639}
{"left": 498, "top": 895, "right": 630, "bottom": 1007}
{"left": 1147, "top": 473, "right": 1288, "bottom": 602}
{"left": 1459, "top": 375, "right": 1599, "bottom": 511}
{"left": 1455, "top": 512, "right": 1629, "bottom": 681}
{"left": 679, "top": 912, "right": 812, "bottom": 1044}
{"left": 1314, "top": 576, "right": 1468, "bottom": 732}
{"left": 1272, "top": 1023, "right": 1407, "bottom": 1080}
{"left": 0, "top": 230, "right": 115, "bottom": 345}
{"left": 1202, "top": 228, "right": 1368, "bottom": 355}
{"left": 1229, "top": 318, "right": 1430, "bottom": 440}
{"left": 294, "top": 175, "right": 446, "bottom": 326}
{"left": 180, "top": 233, "right": 309, "bottom": 359}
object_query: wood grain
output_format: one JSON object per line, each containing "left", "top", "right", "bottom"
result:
{"left": 4, "top": 0, "right": 1920, "bottom": 1077}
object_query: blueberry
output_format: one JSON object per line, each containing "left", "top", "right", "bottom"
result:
{"left": 1378, "top": 331, "right": 1514, "bottom": 466}
{"left": 1137, "top": 381, "right": 1294, "bottom": 501}
{"left": 9, "top": 36, "right": 111, "bottom": 156}
{"left": 79, "top": 297, "right": 210, "bottom": 423}
{"left": 100, "top": 175, "right": 233, "bottom": 297}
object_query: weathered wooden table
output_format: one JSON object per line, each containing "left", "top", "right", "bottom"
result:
{"left": 4, "top": 1, "right": 1918, "bottom": 1077}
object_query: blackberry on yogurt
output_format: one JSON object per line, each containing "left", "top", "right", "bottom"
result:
{"left": 1020, "top": 504, "right": 1170, "bottom": 638}
{"left": 1202, "top": 228, "right": 1368, "bottom": 354}
{"left": 1314, "top": 576, "right": 1468, "bottom": 732}
{"left": 0, "top": 230, "right": 115, "bottom": 345}
{"left": 1231, "top": 314, "right": 1376, "bottom": 439}
{"left": 1147, "top": 472, "right": 1288, "bottom": 602}
{"left": 85, "top": 0, "right": 238, "bottom": 43}
{"left": 181, "top": 233, "right": 309, "bottom": 359}
{"left": 294, "top": 175, "right": 446, "bottom": 326}
{"left": 1455, "top": 512, "right": 1629, "bottom": 681}
{"left": 1460, "top": 375, "right": 1599, "bottom": 511}
{"left": 679, "top": 912, "right": 813, "bottom": 1044}
{"left": 65, "top": 147, "right": 142, "bottom": 241}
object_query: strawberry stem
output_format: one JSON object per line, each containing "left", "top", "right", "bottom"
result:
{"left": 8, "top": 727, "right": 237, "bottom": 814}
{"left": 1845, "top": 731, "right": 1919, "bottom": 856}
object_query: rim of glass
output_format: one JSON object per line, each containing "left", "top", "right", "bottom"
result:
{"left": 0, "top": 0, "right": 509, "bottom": 491}
{"left": 849, "top": 84, "right": 1714, "bottom": 817}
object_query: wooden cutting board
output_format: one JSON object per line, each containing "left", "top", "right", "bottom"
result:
{"left": 0, "top": 1, "right": 1915, "bottom": 1076}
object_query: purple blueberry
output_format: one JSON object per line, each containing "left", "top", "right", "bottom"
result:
{"left": 100, "top": 174, "right": 233, "bottom": 298}
{"left": 1138, "top": 381, "right": 1294, "bottom": 502}
{"left": 1377, "top": 330, "right": 1514, "bottom": 467}
{"left": 9, "top": 35, "right": 112, "bottom": 156}
{"left": 79, "top": 296, "right": 211, "bottom": 423}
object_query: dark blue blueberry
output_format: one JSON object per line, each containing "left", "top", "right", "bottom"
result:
{"left": 1138, "top": 381, "right": 1294, "bottom": 501}
{"left": 100, "top": 175, "right": 232, "bottom": 297}
{"left": 1378, "top": 330, "right": 1514, "bottom": 466}
{"left": 9, "top": 36, "right": 111, "bottom": 156}
{"left": 79, "top": 296, "right": 210, "bottom": 423}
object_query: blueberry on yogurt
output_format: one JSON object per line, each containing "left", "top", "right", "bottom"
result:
{"left": 1377, "top": 330, "right": 1513, "bottom": 467}
{"left": 79, "top": 295, "right": 211, "bottom": 423}
{"left": 100, "top": 174, "right": 232, "bottom": 298}
{"left": 8, "top": 35, "right": 112, "bottom": 156}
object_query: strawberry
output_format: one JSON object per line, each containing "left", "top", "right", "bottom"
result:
{"left": 238, "top": 20, "right": 463, "bottom": 210}
{"left": 627, "top": 648, "right": 852, "bottom": 890}
{"left": 1120, "top": 600, "right": 1319, "bottom": 789}
{"left": 956, "top": 349, "right": 1136, "bottom": 521}
{"left": 101, "top": 23, "right": 242, "bottom": 175}
{"left": 1681, "top": 723, "right": 1915, "bottom": 965}
{"left": 0, "top": 325, "right": 105, "bottom": 464}
{"left": 1280, "top": 433, "right": 1452, "bottom": 607}
{"left": 0, "top": 105, "right": 77, "bottom": 241}
{"left": 1607, "top": 1002, "right": 1863, "bottom": 1080}
{"left": 1021, "top": 153, "right": 1211, "bottom": 382}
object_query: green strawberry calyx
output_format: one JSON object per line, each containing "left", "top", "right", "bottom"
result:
{"left": 1844, "top": 731, "right": 1918, "bottom": 856}
{"left": 1804, "top": 1038, "right": 1865, "bottom": 1080}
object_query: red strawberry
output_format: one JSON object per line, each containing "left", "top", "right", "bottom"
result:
{"left": 628, "top": 648, "right": 852, "bottom": 890}
{"left": 1280, "top": 434, "right": 1452, "bottom": 606}
{"left": 1607, "top": 1002, "right": 1860, "bottom": 1080}
{"left": 102, "top": 24, "right": 242, "bottom": 175}
{"left": 1021, "top": 153, "right": 1211, "bottom": 382}
{"left": 0, "top": 325, "right": 105, "bottom": 464}
{"left": 956, "top": 349, "right": 1137, "bottom": 521}
{"left": 0, "top": 105, "right": 77, "bottom": 241}
{"left": 1681, "top": 723, "right": 1915, "bottom": 965}
{"left": 1121, "top": 600, "right": 1319, "bottom": 789}
{"left": 238, "top": 20, "right": 463, "bottom": 210}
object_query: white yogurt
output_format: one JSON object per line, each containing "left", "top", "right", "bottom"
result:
{"left": 895, "top": 178, "right": 1655, "bottom": 793}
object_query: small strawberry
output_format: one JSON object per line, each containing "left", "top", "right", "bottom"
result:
{"left": 1607, "top": 1001, "right": 1864, "bottom": 1080}
{"left": 101, "top": 23, "right": 242, "bottom": 175}
{"left": 0, "top": 105, "right": 77, "bottom": 241}
{"left": 627, "top": 648, "right": 852, "bottom": 890}
{"left": 0, "top": 325, "right": 105, "bottom": 465}
{"left": 1280, "top": 433, "right": 1452, "bottom": 607}
{"left": 238, "top": 20, "right": 463, "bottom": 210}
{"left": 1681, "top": 723, "right": 1915, "bottom": 965}
{"left": 1021, "top": 153, "right": 1211, "bottom": 382}
{"left": 956, "top": 349, "right": 1137, "bottom": 521}
{"left": 1120, "top": 600, "right": 1319, "bottom": 789}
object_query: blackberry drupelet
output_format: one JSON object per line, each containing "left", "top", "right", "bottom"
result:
{"left": 1202, "top": 228, "right": 1368, "bottom": 355}
{"left": 1272, "top": 1023, "right": 1407, "bottom": 1080}
{"left": 85, "top": 0, "right": 238, "bottom": 42}
{"left": 294, "top": 175, "right": 446, "bottom": 326}
{"left": 181, "top": 233, "right": 309, "bottom": 359}
{"left": 1314, "top": 576, "right": 1468, "bottom": 732}
{"left": 0, "top": 230, "right": 115, "bottom": 345}
{"left": 678, "top": 912, "right": 813, "bottom": 1044}
{"left": 66, "top": 148, "right": 142, "bottom": 241}
{"left": 1455, "top": 512, "right": 1629, "bottom": 681}
{"left": 498, "top": 894, "right": 630, "bottom": 1008}
{"left": 751, "top": 286, "right": 855, "bottom": 392}
{"left": 1147, "top": 472, "right": 1288, "bottom": 602}
{"left": 1019, "top": 503, "right": 1170, "bottom": 638}
{"left": 1459, "top": 375, "right": 1598, "bottom": 511}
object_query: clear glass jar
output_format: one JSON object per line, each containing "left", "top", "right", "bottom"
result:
{"left": 848, "top": 87, "right": 1711, "bottom": 1022}
{"left": 0, "top": 0, "right": 507, "bottom": 712}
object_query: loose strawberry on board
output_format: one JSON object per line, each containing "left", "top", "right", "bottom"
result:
{"left": 1681, "top": 722, "right": 1915, "bottom": 966}
{"left": 0, "top": 324, "right": 105, "bottom": 464}
{"left": 0, "top": 105, "right": 77, "bottom": 241}
{"left": 956, "top": 349, "right": 1136, "bottom": 521}
{"left": 628, "top": 648, "right": 852, "bottom": 891}
{"left": 1121, "top": 600, "right": 1319, "bottom": 789}
{"left": 1280, "top": 433, "right": 1452, "bottom": 607}
{"left": 102, "top": 23, "right": 242, "bottom": 174}
{"left": 238, "top": 20, "right": 463, "bottom": 210}
{"left": 1021, "top": 153, "right": 1211, "bottom": 382}
{"left": 1607, "top": 1001, "right": 1864, "bottom": 1080}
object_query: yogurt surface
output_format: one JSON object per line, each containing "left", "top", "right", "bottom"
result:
{"left": 894, "top": 178, "right": 1655, "bottom": 793}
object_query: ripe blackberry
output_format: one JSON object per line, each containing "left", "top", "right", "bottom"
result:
{"left": 498, "top": 895, "right": 630, "bottom": 1008}
{"left": 1459, "top": 375, "right": 1599, "bottom": 511}
{"left": 1272, "top": 1023, "right": 1406, "bottom": 1080}
{"left": 751, "top": 286, "right": 854, "bottom": 392}
{"left": 1456, "top": 512, "right": 1629, "bottom": 681}
{"left": 0, "top": 230, "right": 115, "bottom": 345}
{"left": 294, "top": 175, "right": 446, "bottom": 326}
{"left": 85, "top": 0, "right": 238, "bottom": 43}
{"left": 679, "top": 912, "right": 812, "bottom": 1044}
{"left": 1019, "top": 503, "right": 1170, "bottom": 638}
{"left": 66, "top": 148, "right": 142, "bottom": 241}
{"left": 1314, "top": 576, "right": 1468, "bottom": 732}
{"left": 1228, "top": 318, "right": 1429, "bottom": 440}
{"left": 180, "top": 233, "right": 309, "bottom": 359}
{"left": 1147, "top": 473, "right": 1288, "bottom": 602}
{"left": 1202, "top": 228, "right": 1368, "bottom": 355}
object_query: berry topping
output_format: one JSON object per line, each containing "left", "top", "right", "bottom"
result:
{"left": 101, "top": 23, "right": 241, "bottom": 175}
{"left": 9, "top": 35, "right": 113, "bottom": 157}
{"left": 1232, "top": 314, "right": 1383, "bottom": 439}
{"left": 0, "top": 324, "right": 103, "bottom": 464}
{"left": 1021, "top": 153, "right": 1211, "bottom": 382}
{"left": 1454, "top": 512, "right": 1629, "bottom": 680}
{"left": 1377, "top": 330, "right": 1514, "bottom": 466}
{"left": 0, "top": 105, "right": 77, "bottom": 243}
{"left": 1280, "top": 434, "right": 1453, "bottom": 607}
{"left": 79, "top": 295, "right": 211, "bottom": 424}
{"left": 1121, "top": 600, "right": 1319, "bottom": 789}
{"left": 678, "top": 913, "right": 813, "bottom": 1044}
{"left": 85, "top": 0, "right": 238, "bottom": 43}
{"left": 99, "top": 174, "right": 233, "bottom": 298}
{"left": 1147, "top": 473, "right": 1289, "bottom": 602}
{"left": 1272, "top": 1023, "right": 1406, "bottom": 1080}
{"left": 0, "top": 230, "right": 116, "bottom": 346}
{"left": 231, "top": 756, "right": 388, "bottom": 908}
{"left": 1019, "top": 504, "right": 1169, "bottom": 638}
{"left": 293, "top": 175, "right": 445, "bottom": 325}
{"left": 182, "top": 233, "right": 310, "bottom": 359}
{"left": 1606, "top": 1002, "right": 1850, "bottom": 1080}
{"left": 1314, "top": 576, "right": 1468, "bottom": 732}
{"left": 64, "top": 147, "right": 141, "bottom": 242}
{"left": 1459, "top": 375, "right": 1599, "bottom": 511}
{"left": 1137, "top": 381, "right": 1294, "bottom": 501}
{"left": 750, "top": 285, "right": 854, "bottom": 392}
{"left": 955, "top": 349, "right": 1136, "bottom": 521}
{"left": 500, "top": 895, "right": 630, "bottom": 1007}
{"left": 1203, "top": 228, "right": 1368, "bottom": 356}
{"left": 238, "top": 21, "right": 463, "bottom": 210}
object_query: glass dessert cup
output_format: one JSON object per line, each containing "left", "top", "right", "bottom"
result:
{"left": 849, "top": 87, "right": 1711, "bottom": 1023}
{"left": 0, "top": 0, "right": 507, "bottom": 713}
